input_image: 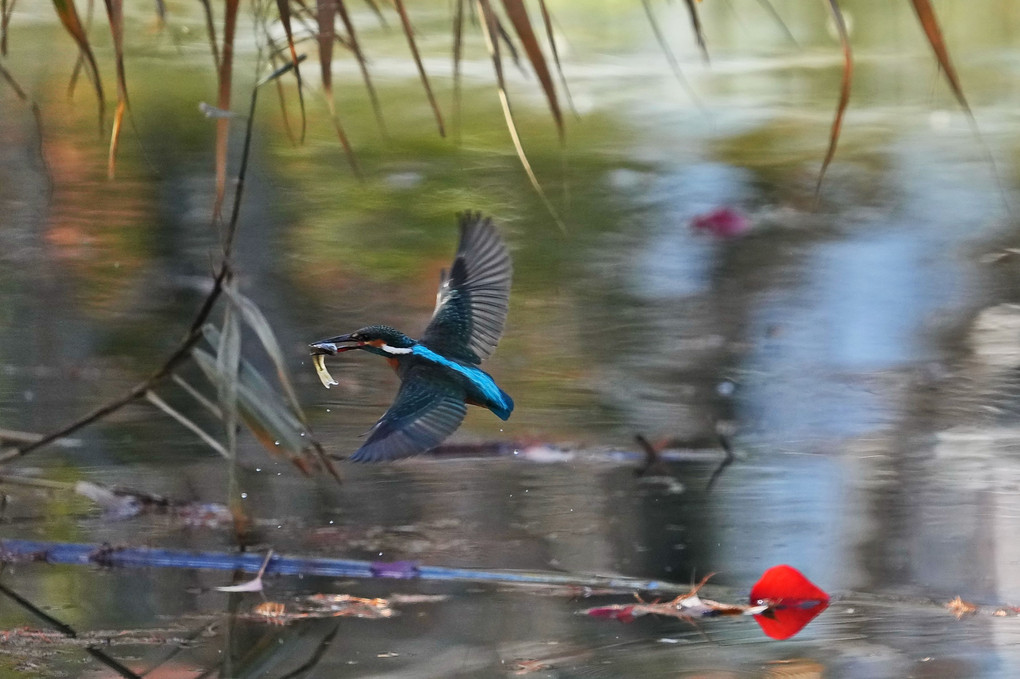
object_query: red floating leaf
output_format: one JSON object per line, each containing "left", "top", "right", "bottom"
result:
{"left": 750, "top": 565, "right": 829, "bottom": 640}
{"left": 690, "top": 207, "right": 751, "bottom": 238}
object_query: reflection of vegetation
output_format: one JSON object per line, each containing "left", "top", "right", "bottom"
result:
{"left": 1, "top": 1, "right": 972, "bottom": 196}
{"left": 0, "top": 0, "right": 986, "bottom": 490}
{"left": 0, "top": 0, "right": 988, "bottom": 509}
{"left": 0, "top": 69, "right": 340, "bottom": 536}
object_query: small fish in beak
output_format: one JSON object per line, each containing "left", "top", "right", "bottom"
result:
{"left": 309, "top": 336, "right": 362, "bottom": 389}
{"left": 312, "top": 353, "right": 338, "bottom": 389}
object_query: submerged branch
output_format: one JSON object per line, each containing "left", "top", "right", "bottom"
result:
{"left": 0, "top": 538, "right": 691, "bottom": 594}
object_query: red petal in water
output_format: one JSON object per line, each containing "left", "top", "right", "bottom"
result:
{"left": 584, "top": 604, "right": 637, "bottom": 623}
{"left": 750, "top": 565, "right": 829, "bottom": 640}
{"left": 690, "top": 207, "right": 751, "bottom": 238}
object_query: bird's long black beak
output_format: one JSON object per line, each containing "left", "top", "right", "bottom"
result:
{"left": 308, "top": 334, "right": 361, "bottom": 356}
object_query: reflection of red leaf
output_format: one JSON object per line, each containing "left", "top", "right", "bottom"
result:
{"left": 690, "top": 207, "right": 751, "bottom": 238}
{"left": 584, "top": 604, "right": 637, "bottom": 623}
{"left": 750, "top": 565, "right": 829, "bottom": 640}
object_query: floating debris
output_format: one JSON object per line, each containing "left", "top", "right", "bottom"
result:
{"left": 583, "top": 565, "right": 829, "bottom": 640}
{"left": 945, "top": 596, "right": 978, "bottom": 619}
{"left": 302, "top": 594, "right": 395, "bottom": 619}
{"left": 583, "top": 573, "right": 763, "bottom": 624}
{"left": 243, "top": 595, "right": 398, "bottom": 624}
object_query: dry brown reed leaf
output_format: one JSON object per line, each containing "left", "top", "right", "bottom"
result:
{"left": 394, "top": 0, "right": 445, "bottom": 137}
{"left": 816, "top": 0, "right": 852, "bottom": 196}
{"left": 52, "top": 0, "right": 105, "bottom": 134}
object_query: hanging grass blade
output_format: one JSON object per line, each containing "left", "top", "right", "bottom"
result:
{"left": 754, "top": 0, "right": 798, "bottom": 46}
{"left": 500, "top": 0, "right": 562, "bottom": 140}
{"left": 102, "top": 0, "right": 128, "bottom": 179}
{"left": 197, "top": 326, "right": 340, "bottom": 481}
{"left": 2, "top": 0, "right": 13, "bottom": 56}
{"left": 494, "top": 16, "right": 522, "bottom": 69}
{"left": 221, "top": 284, "right": 308, "bottom": 427}
{"left": 145, "top": 390, "right": 230, "bottom": 460}
{"left": 336, "top": 0, "right": 386, "bottom": 135}
{"left": 452, "top": 0, "right": 465, "bottom": 141}
{"left": 0, "top": 60, "right": 27, "bottom": 100}
{"left": 214, "top": 0, "right": 240, "bottom": 218}
{"left": 274, "top": 0, "right": 307, "bottom": 143}
{"left": 52, "top": 0, "right": 105, "bottom": 135}
{"left": 271, "top": 55, "right": 299, "bottom": 145}
{"left": 393, "top": 0, "right": 445, "bottom": 137}
{"left": 640, "top": 0, "right": 699, "bottom": 104}
{"left": 908, "top": 0, "right": 1009, "bottom": 213}
{"left": 477, "top": 0, "right": 565, "bottom": 231}
{"left": 536, "top": 0, "right": 575, "bottom": 116}
{"left": 361, "top": 0, "right": 386, "bottom": 27}
{"left": 198, "top": 0, "right": 220, "bottom": 70}
{"left": 317, "top": 0, "right": 361, "bottom": 176}
{"left": 215, "top": 297, "right": 247, "bottom": 537}
{"left": 153, "top": 0, "right": 166, "bottom": 28}
{"left": 215, "top": 284, "right": 242, "bottom": 460}
{"left": 909, "top": 0, "right": 969, "bottom": 114}
{"left": 257, "top": 52, "right": 308, "bottom": 87}
{"left": 816, "top": 0, "right": 853, "bottom": 196}
{"left": 682, "top": 0, "right": 708, "bottom": 63}
{"left": 195, "top": 346, "right": 302, "bottom": 456}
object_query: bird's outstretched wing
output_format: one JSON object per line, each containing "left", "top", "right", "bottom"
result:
{"left": 349, "top": 368, "right": 468, "bottom": 462}
{"left": 421, "top": 212, "right": 512, "bottom": 364}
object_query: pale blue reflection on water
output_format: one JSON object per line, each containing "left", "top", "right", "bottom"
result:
{"left": 632, "top": 163, "right": 751, "bottom": 300}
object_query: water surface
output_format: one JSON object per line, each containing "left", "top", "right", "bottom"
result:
{"left": 3, "top": 2, "right": 1020, "bottom": 676}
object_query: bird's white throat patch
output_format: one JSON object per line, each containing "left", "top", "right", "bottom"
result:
{"left": 381, "top": 344, "right": 413, "bottom": 355}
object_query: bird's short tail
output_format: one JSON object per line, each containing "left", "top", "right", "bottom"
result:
{"left": 492, "top": 389, "right": 514, "bottom": 421}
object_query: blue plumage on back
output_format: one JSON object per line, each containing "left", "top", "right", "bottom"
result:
{"left": 309, "top": 212, "right": 513, "bottom": 462}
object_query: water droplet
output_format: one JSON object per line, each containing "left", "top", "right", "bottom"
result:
{"left": 255, "top": 467, "right": 261, "bottom": 472}
{"left": 274, "top": 440, "right": 280, "bottom": 446}
{"left": 240, "top": 493, "right": 248, "bottom": 499}
{"left": 329, "top": 520, "right": 334, "bottom": 525}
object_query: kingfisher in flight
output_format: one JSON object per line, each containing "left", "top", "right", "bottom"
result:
{"left": 309, "top": 212, "right": 514, "bottom": 462}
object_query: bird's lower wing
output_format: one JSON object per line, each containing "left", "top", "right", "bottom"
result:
{"left": 349, "top": 374, "right": 468, "bottom": 462}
